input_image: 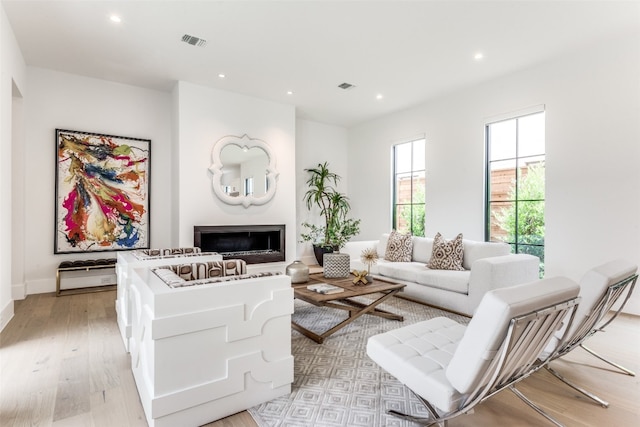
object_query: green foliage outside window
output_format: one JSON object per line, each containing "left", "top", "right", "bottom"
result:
{"left": 493, "top": 162, "right": 545, "bottom": 276}
{"left": 399, "top": 185, "right": 425, "bottom": 237}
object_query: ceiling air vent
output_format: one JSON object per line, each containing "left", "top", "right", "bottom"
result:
{"left": 338, "top": 82, "right": 356, "bottom": 90}
{"left": 181, "top": 34, "right": 207, "bottom": 47}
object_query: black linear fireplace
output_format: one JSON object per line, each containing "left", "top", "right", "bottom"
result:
{"left": 194, "top": 224, "right": 285, "bottom": 264}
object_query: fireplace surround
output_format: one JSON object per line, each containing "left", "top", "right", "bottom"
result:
{"left": 194, "top": 224, "right": 285, "bottom": 264}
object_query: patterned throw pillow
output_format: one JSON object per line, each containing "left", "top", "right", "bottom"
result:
{"left": 384, "top": 230, "right": 413, "bottom": 262}
{"left": 427, "top": 232, "right": 465, "bottom": 271}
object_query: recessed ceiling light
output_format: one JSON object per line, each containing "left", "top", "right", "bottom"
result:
{"left": 110, "top": 15, "right": 121, "bottom": 23}
{"left": 218, "top": 73, "right": 226, "bottom": 79}
{"left": 376, "top": 94, "right": 384, "bottom": 100}
{"left": 474, "top": 52, "right": 484, "bottom": 60}
{"left": 287, "top": 91, "right": 293, "bottom": 95}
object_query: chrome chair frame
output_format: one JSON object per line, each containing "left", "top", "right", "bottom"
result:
{"left": 544, "top": 272, "right": 637, "bottom": 408}
{"left": 388, "top": 297, "right": 580, "bottom": 427}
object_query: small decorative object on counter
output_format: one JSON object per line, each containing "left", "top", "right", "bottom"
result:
{"left": 351, "top": 269, "right": 371, "bottom": 285}
{"left": 359, "top": 247, "right": 378, "bottom": 283}
{"left": 323, "top": 253, "right": 350, "bottom": 278}
{"left": 286, "top": 260, "right": 309, "bottom": 283}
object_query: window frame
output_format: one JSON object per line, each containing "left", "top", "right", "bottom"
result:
{"left": 392, "top": 137, "right": 426, "bottom": 236}
{"left": 484, "top": 108, "right": 545, "bottom": 263}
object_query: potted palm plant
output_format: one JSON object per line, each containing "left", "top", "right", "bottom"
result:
{"left": 300, "top": 162, "right": 361, "bottom": 265}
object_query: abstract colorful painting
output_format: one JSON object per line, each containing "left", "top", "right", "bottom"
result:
{"left": 55, "top": 129, "right": 150, "bottom": 254}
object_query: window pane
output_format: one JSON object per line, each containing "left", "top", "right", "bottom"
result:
{"left": 411, "top": 171, "right": 425, "bottom": 201}
{"left": 517, "top": 158, "right": 545, "bottom": 201}
{"left": 395, "top": 143, "right": 411, "bottom": 173}
{"left": 489, "top": 160, "right": 516, "bottom": 202}
{"left": 411, "top": 204, "right": 425, "bottom": 237}
{"left": 395, "top": 205, "right": 411, "bottom": 234}
{"left": 489, "top": 201, "right": 514, "bottom": 243}
{"left": 488, "top": 120, "right": 516, "bottom": 161}
{"left": 518, "top": 113, "right": 545, "bottom": 157}
{"left": 395, "top": 172, "right": 413, "bottom": 203}
{"left": 515, "top": 201, "right": 545, "bottom": 244}
{"left": 412, "top": 139, "right": 426, "bottom": 170}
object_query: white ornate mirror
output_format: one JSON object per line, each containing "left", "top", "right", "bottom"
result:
{"left": 209, "top": 134, "right": 278, "bottom": 208}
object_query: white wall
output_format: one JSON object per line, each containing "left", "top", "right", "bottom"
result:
{"left": 20, "top": 68, "right": 173, "bottom": 295}
{"left": 174, "top": 82, "right": 297, "bottom": 267}
{"left": 295, "top": 119, "right": 349, "bottom": 264}
{"left": 0, "top": 5, "right": 26, "bottom": 330}
{"left": 348, "top": 31, "right": 640, "bottom": 314}
{"left": 3, "top": 5, "right": 638, "bottom": 322}
{"left": 10, "top": 87, "right": 24, "bottom": 293}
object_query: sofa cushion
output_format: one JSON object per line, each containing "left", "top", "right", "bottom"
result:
{"left": 427, "top": 233, "right": 465, "bottom": 271}
{"left": 412, "top": 236, "right": 434, "bottom": 264}
{"left": 416, "top": 269, "right": 470, "bottom": 294}
{"left": 153, "top": 260, "right": 265, "bottom": 288}
{"left": 377, "top": 234, "right": 390, "bottom": 257}
{"left": 152, "top": 268, "right": 186, "bottom": 287}
{"left": 462, "top": 240, "right": 511, "bottom": 270}
{"left": 139, "top": 247, "right": 201, "bottom": 256}
{"left": 175, "top": 262, "right": 210, "bottom": 280}
{"left": 169, "top": 271, "right": 282, "bottom": 288}
{"left": 384, "top": 230, "right": 413, "bottom": 262}
{"left": 161, "top": 260, "right": 247, "bottom": 280}
{"left": 219, "top": 259, "right": 248, "bottom": 276}
{"left": 378, "top": 261, "right": 425, "bottom": 283}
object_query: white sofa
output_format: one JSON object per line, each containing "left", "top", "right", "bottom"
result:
{"left": 342, "top": 233, "right": 540, "bottom": 316}
{"left": 128, "top": 261, "right": 293, "bottom": 427}
{"left": 115, "top": 248, "right": 222, "bottom": 351}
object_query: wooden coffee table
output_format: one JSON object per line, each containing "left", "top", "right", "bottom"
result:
{"left": 291, "top": 273, "right": 406, "bottom": 343}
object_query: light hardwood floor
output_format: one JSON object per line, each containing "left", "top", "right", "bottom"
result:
{"left": 1, "top": 290, "right": 638, "bottom": 426}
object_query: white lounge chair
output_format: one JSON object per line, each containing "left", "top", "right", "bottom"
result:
{"left": 541, "top": 259, "right": 638, "bottom": 408}
{"left": 367, "top": 276, "right": 580, "bottom": 426}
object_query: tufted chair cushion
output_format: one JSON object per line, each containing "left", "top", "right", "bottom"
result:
{"left": 367, "top": 317, "right": 467, "bottom": 412}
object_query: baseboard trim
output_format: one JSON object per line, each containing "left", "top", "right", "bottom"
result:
{"left": 12, "top": 280, "right": 26, "bottom": 300}
{"left": 0, "top": 299, "right": 14, "bottom": 332}
{"left": 25, "top": 278, "right": 56, "bottom": 296}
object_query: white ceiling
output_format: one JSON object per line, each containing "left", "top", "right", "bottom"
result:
{"left": 3, "top": 0, "right": 639, "bottom": 127}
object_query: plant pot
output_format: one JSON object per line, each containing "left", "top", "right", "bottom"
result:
{"left": 313, "top": 245, "right": 336, "bottom": 266}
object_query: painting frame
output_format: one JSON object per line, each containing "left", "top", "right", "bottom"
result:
{"left": 54, "top": 129, "right": 151, "bottom": 254}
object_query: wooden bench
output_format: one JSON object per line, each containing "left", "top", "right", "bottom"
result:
{"left": 56, "top": 258, "right": 117, "bottom": 296}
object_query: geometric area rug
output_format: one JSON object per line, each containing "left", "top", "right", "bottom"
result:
{"left": 248, "top": 296, "right": 470, "bottom": 427}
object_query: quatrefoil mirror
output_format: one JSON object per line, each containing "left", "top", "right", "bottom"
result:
{"left": 209, "top": 134, "right": 278, "bottom": 208}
